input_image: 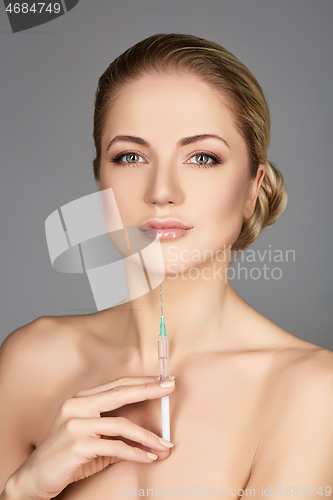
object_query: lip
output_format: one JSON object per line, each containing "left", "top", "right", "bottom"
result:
{"left": 139, "top": 219, "right": 192, "bottom": 241}
{"left": 140, "top": 219, "right": 192, "bottom": 230}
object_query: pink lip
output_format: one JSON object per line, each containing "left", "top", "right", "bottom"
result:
{"left": 140, "top": 219, "right": 192, "bottom": 230}
{"left": 139, "top": 219, "right": 192, "bottom": 240}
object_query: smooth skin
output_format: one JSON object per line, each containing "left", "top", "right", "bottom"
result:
{"left": 1, "top": 73, "right": 333, "bottom": 499}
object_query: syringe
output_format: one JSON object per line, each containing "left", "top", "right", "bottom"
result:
{"left": 158, "top": 280, "right": 171, "bottom": 441}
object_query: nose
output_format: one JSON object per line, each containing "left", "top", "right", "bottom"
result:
{"left": 143, "top": 160, "right": 185, "bottom": 207}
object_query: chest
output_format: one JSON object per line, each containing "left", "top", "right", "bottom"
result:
{"left": 55, "top": 368, "right": 264, "bottom": 499}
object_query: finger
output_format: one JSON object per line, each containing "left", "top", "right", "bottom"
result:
{"left": 82, "top": 436, "right": 159, "bottom": 463}
{"left": 73, "top": 379, "right": 176, "bottom": 417}
{"left": 73, "top": 376, "right": 160, "bottom": 398}
{"left": 70, "top": 416, "right": 173, "bottom": 451}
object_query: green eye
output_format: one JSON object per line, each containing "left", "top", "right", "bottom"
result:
{"left": 187, "top": 152, "right": 221, "bottom": 169}
{"left": 195, "top": 154, "right": 209, "bottom": 165}
{"left": 111, "top": 152, "right": 146, "bottom": 167}
{"left": 126, "top": 153, "right": 140, "bottom": 163}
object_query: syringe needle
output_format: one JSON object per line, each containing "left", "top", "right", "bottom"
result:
{"left": 159, "top": 279, "right": 163, "bottom": 317}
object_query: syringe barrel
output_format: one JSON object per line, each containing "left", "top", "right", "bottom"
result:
{"left": 158, "top": 338, "right": 170, "bottom": 381}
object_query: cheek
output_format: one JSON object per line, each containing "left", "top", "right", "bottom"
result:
{"left": 195, "top": 172, "right": 249, "bottom": 249}
{"left": 198, "top": 172, "right": 247, "bottom": 224}
{"left": 99, "top": 168, "right": 140, "bottom": 222}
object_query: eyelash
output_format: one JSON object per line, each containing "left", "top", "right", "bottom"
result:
{"left": 110, "top": 151, "right": 222, "bottom": 169}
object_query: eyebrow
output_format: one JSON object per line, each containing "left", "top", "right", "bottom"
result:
{"left": 178, "top": 134, "right": 230, "bottom": 149}
{"left": 105, "top": 133, "right": 230, "bottom": 153}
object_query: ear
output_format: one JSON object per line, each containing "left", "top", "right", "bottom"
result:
{"left": 243, "top": 164, "right": 266, "bottom": 219}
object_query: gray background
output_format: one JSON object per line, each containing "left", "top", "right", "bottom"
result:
{"left": 0, "top": 0, "right": 332, "bottom": 349}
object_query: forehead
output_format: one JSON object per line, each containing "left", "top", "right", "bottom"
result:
{"left": 102, "top": 73, "right": 243, "bottom": 151}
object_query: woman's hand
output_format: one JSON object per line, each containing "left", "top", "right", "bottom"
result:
{"left": 6, "top": 376, "right": 176, "bottom": 500}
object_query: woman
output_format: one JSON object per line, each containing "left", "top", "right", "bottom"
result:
{"left": 1, "top": 33, "right": 332, "bottom": 500}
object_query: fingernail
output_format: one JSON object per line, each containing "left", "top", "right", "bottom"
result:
{"left": 147, "top": 452, "right": 158, "bottom": 460}
{"left": 160, "top": 380, "right": 175, "bottom": 388}
{"left": 159, "top": 438, "right": 174, "bottom": 448}
{"left": 170, "top": 375, "right": 175, "bottom": 380}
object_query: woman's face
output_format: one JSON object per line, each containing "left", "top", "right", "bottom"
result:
{"left": 99, "top": 72, "right": 265, "bottom": 275}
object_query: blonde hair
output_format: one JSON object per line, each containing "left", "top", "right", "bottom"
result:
{"left": 92, "top": 33, "right": 287, "bottom": 251}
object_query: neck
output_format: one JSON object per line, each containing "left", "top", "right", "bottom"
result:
{"left": 108, "top": 257, "right": 248, "bottom": 373}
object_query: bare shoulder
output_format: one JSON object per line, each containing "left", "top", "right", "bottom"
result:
{"left": 1, "top": 315, "right": 81, "bottom": 354}
{"left": 0, "top": 309, "right": 124, "bottom": 403}
{"left": 0, "top": 316, "right": 95, "bottom": 428}
{"left": 0, "top": 316, "right": 86, "bottom": 389}
{"left": 239, "top": 298, "right": 333, "bottom": 405}
{"left": 263, "top": 320, "right": 333, "bottom": 389}
{"left": 278, "top": 342, "right": 333, "bottom": 398}
{"left": 242, "top": 295, "right": 333, "bottom": 382}
{"left": 254, "top": 320, "right": 333, "bottom": 438}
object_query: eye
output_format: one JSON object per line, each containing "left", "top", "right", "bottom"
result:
{"left": 110, "top": 152, "right": 146, "bottom": 166}
{"left": 186, "top": 152, "right": 222, "bottom": 169}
